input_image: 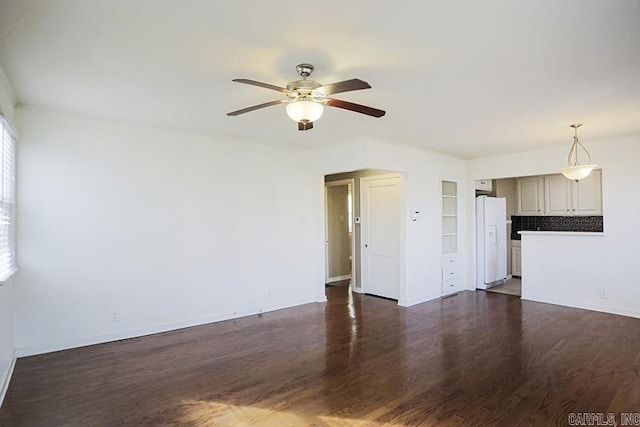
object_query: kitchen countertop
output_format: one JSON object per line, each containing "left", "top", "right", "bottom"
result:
{"left": 518, "top": 231, "right": 605, "bottom": 236}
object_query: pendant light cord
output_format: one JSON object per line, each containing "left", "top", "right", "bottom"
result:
{"left": 568, "top": 124, "right": 592, "bottom": 167}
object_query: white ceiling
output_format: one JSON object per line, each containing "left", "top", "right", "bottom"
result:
{"left": 0, "top": 0, "right": 638, "bottom": 159}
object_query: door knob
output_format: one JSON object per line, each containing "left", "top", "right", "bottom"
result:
{"left": 364, "top": 244, "right": 368, "bottom": 248}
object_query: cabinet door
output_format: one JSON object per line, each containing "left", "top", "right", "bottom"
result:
{"left": 573, "top": 169, "right": 602, "bottom": 215}
{"left": 516, "top": 176, "right": 544, "bottom": 215}
{"left": 476, "top": 179, "right": 492, "bottom": 191}
{"left": 511, "top": 246, "right": 522, "bottom": 277}
{"left": 544, "top": 174, "right": 571, "bottom": 216}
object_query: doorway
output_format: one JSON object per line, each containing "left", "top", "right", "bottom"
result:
{"left": 324, "top": 170, "right": 404, "bottom": 302}
{"left": 475, "top": 177, "right": 520, "bottom": 297}
{"left": 325, "top": 179, "right": 355, "bottom": 285}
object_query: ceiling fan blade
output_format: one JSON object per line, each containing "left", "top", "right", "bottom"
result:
{"left": 227, "top": 100, "right": 287, "bottom": 116}
{"left": 298, "top": 121, "right": 313, "bottom": 131}
{"left": 319, "top": 79, "right": 371, "bottom": 95}
{"left": 232, "top": 79, "right": 288, "bottom": 93}
{"left": 325, "top": 99, "right": 386, "bottom": 118}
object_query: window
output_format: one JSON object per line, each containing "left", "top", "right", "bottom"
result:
{"left": 0, "top": 114, "right": 16, "bottom": 283}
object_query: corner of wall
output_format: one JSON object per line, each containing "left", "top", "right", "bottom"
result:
{"left": 0, "top": 61, "right": 17, "bottom": 125}
{"left": 0, "top": 349, "right": 17, "bottom": 407}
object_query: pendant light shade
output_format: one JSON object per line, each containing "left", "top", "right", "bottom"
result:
{"left": 286, "top": 101, "right": 324, "bottom": 123}
{"left": 559, "top": 123, "right": 597, "bottom": 181}
{"left": 559, "top": 164, "right": 597, "bottom": 181}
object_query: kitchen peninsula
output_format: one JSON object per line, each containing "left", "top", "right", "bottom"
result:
{"left": 516, "top": 230, "right": 633, "bottom": 317}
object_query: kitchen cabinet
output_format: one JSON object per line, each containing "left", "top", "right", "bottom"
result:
{"left": 544, "top": 174, "right": 572, "bottom": 215}
{"left": 475, "top": 179, "right": 492, "bottom": 192}
{"left": 544, "top": 170, "right": 602, "bottom": 216}
{"left": 516, "top": 176, "right": 544, "bottom": 215}
{"left": 511, "top": 240, "right": 522, "bottom": 277}
{"left": 573, "top": 169, "right": 602, "bottom": 215}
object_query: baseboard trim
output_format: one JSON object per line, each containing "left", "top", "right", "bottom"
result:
{"left": 327, "top": 274, "right": 351, "bottom": 283}
{"left": 521, "top": 293, "right": 640, "bottom": 319}
{"left": 399, "top": 292, "right": 442, "bottom": 308}
{"left": 16, "top": 297, "right": 318, "bottom": 358}
{"left": 0, "top": 350, "right": 17, "bottom": 408}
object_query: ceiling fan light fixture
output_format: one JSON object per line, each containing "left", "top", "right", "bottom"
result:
{"left": 559, "top": 123, "right": 597, "bottom": 182}
{"left": 286, "top": 100, "right": 324, "bottom": 123}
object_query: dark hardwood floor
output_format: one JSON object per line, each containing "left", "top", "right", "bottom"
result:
{"left": 1, "top": 283, "right": 639, "bottom": 426}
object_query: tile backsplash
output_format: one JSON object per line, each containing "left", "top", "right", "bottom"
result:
{"left": 511, "top": 215, "right": 603, "bottom": 240}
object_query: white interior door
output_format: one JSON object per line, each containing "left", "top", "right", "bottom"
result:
{"left": 361, "top": 175, "right": 402, "bottom": 300}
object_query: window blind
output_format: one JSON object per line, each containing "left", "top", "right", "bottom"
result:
{"left": 0, "top": 114, "right": 16, "bottom": 283}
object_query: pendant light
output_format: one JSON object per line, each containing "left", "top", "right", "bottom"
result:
{"left": 559, "top": 123, "right": 597, "bottom": 181}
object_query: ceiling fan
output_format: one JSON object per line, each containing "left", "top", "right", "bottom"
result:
{"left": 227, "top": 63, "right": 386, "bottom": 131}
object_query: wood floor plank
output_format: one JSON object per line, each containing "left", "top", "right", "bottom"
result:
{"left": 1, "top": 286, "right": 639, "bottom": 426}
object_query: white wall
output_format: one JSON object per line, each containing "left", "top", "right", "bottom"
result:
{"left": 0, "top": 63, "right": 16, "bottom": 405}
{"left": 12, "top": 99, "right": 637, "bottom": 367}
{"left": 467, "top": 136, "right": 640, "bottom": 317}
{"left": 14, "top": 107, "right": 322, "bottom": 356}
{"left": 316, "top": 138, "right": 467, "bottom": 306}
{"left": 13, "top": 107, "right": 467, "bottom": 357}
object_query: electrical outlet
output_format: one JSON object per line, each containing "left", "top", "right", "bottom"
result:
{"left": 599, "top": 289, "right": 607, "bottom": 299}
{"left": 111, "top": 310, "right": 120, "bottom": 322}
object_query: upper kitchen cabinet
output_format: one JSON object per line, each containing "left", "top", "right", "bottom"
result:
{"left": 574, "top": 169, "right": 602, "bottom": 215}
{"left": 475, "top": 179, "right": 492, "bottom": 192}
{"left": 544, "top": 174, "right": 572, "bottom": 215}
{"left": 516, "top": 176, "right": 544, "bottom": 215}
{"left": 544, "top": 170, "right": 602, "bottom": 216}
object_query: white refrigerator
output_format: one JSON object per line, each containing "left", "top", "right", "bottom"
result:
{"left": 476, "top": 196, "right": 507, "bottom": 289}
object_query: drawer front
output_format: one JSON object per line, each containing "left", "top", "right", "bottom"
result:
{"left": 443, "top": 265, "right": 456, "bottom": 280}
{"left": 442, "top": 257, "right": 456, "bottom": 279}
{"left": 443, "top": 278, "right": 457, "bottom": 292}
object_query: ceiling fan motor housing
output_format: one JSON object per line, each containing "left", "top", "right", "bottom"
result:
{"left": 286, "top": 79, "right": 323, "bottom": 101}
